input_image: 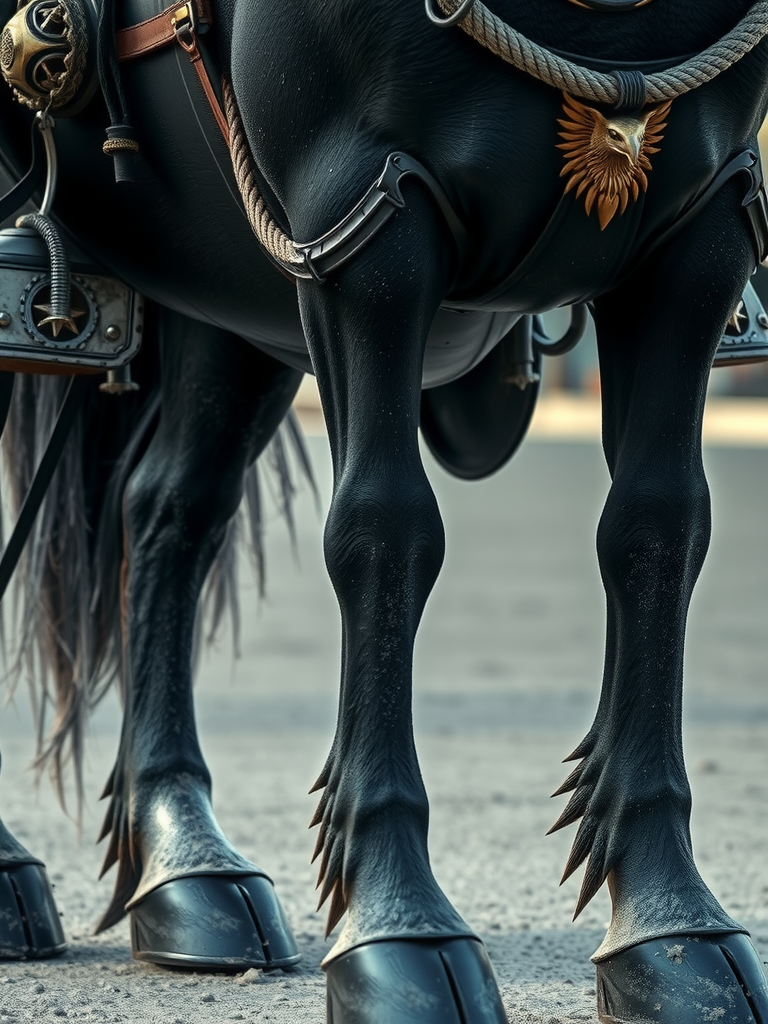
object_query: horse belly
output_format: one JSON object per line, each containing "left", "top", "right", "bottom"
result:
{"left": 422, "top": 309, "right": 519, "bottom": 388}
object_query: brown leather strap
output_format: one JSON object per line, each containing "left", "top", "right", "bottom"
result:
{"left": 116, "top": 0, "right": 228, "bottom": 143}
{"left": 178, "top": 36, "right": 229, "bottom": 140}
{"left": 116, "top": 1, "right": 211, "bottom": 60}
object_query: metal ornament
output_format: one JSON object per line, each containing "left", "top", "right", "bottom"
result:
{"left": 0, "top": 112, "right": 143, "bottom": 378}
{"left": 713, "top": 279, "right": 768, "bottom": 366}
{"left": 557, "top": 92, "right": 672, "bottom": 229}
{"left": 0, "top": 228, "right": 144, "bottom": 375}
{"left": 0, "top": 0, "right": 95, "bottom": 114}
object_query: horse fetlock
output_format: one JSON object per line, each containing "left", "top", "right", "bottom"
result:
{"left": 311, "top": 766, "right": 462, "bottom": 944}
{"left": 551, "top": 739, "right": 742, "bottom": 958}
{"left": 551, "top": 744, "right": 694, "bottom": 919}
{"left": 96, "top": 767, "right": 258, "bottom": 933}
{"left": 597, "top": 861, "right": 743, "bottom": 962}
{"left": 312, "top": 783, "right": 431, "bottom": 921}
{"left": 0, "top": 811, "right": 36, "bottom": 866}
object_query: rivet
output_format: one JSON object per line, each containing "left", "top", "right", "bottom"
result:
{"left": 757, "top": 312, "right": 768, "bottom": 329}
{"left": 105, "top": 324, "right": 121, "bottom": 340}
{"left": 0, "top": 311, "right": 11, "bottom": 328}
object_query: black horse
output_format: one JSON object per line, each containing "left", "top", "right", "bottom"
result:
{"left": 1, "top": 0, "right": 768, "bottom": 1021}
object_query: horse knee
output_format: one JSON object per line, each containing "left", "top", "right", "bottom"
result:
{"left": 597, "top": 466, "right": 711, "bottom": 603}
{"left": 323, "top": 473, "right": 445, "bottom": 615}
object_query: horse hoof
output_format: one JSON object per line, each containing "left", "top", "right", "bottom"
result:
{"left": 325, "top": 936, "right": 508, "bottom": 1023}
{"left": 596, "top": 932, "right": 768, "bottom": 1023}
{"left": 0, "top": 863, "right": 67, "bottom": 959}
{"left": 130, "top": 873, "right": 301, "bottom": 970}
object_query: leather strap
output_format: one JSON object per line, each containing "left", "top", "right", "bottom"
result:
{"left": 0, "top": 375, "right": 15, "bottom": 447}
{"left": 116, "top": 1, "right": 227, "bottom": 141}
{"left": 627, "top": 150, "right": 768, "bottom": 275}
{"left": 0, "top": 375, "right": 90, "bottom": 603}
{"left": 116, "top": 0, "right": 211, "bottom": 60}
{"left": 175, "top": 28, "right": 229, "bottom": 140}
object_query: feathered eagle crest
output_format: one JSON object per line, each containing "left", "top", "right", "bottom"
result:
{"left": 557, "top": 93, "right": 673, "bottom": 229}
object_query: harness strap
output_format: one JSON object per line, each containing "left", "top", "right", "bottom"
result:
{"left": 628, "top": 150, "right": 768, "bottom": 275}
{"left": 0, "top": 375, "right": 90, "bottom": 604}
{"left": 116, "top": 0, "right": 212, "bottom": 58}
{"left": 293, "top": 152, "right": 469, "bottom": 283}
{"left": 116, "top": 0, "right": 227, "bottom": 140}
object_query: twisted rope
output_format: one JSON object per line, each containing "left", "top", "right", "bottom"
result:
{"left": 224, "top": 4, "right": 768, "bottom": 266}
{"left": 223, "top": 77, "right": 303, "bottom": 270}
{"left": 435, "top": 0, "right": 768, "bottom": 104}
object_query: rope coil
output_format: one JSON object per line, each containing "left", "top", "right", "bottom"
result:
{"left": 434, "top": 0, "right": 768, "bottom": 104}
{"left": 223, "top": 77, "right": 304, "bottom": 271}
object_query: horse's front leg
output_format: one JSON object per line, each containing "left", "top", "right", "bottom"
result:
{"left": 97, "top": 309, "right": 302, "bottom": 970}
{"left": 551, "top": 185, "right": 768, "bottom": 1023}
{"left": 0, "top": 752, "right": 66, "bottom": 959}
{"left": 299, "top": 187, "right": 507, "bottom": 1024}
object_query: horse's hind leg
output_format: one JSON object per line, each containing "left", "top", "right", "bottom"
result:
{"left": 298, "top": 187, "right": 507, "bottom": 1023}
{"left": 551, "top": 184, "right": 768, "bottom": 1022}
{"left": 97, "top": 308, "right": 303, "bottom": 970}
{"left": 0, "top": 370, "right": 66, "bottom": 960}
{"left": 0, "top": 754, "right": 66, "bottom": 959}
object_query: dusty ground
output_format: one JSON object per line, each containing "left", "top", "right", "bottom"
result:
{"left": 0, "top": 434, "right": 766, "bottom": 1023}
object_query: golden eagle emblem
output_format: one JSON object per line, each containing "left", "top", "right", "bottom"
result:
{"left": 557, "top": 93, "right": 672, "bottom": 229}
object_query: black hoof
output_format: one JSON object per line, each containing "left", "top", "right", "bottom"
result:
{"left": 325, "top": 936, "right": 508, "bottom": 1023}
{"left": 0, "top": 863, "right": 67, "bottom": 960}
{"left": 596, "top": 932, "right": 768, "bottom": 1023}
{"left": 130, "top": 873, "right": 301, "bottom": 971}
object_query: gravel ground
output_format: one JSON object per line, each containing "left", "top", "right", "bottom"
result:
{"left": 0, "top": 436, "right": 766, "bottom": 1023}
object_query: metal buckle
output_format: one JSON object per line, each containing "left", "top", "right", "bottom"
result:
{"left": 170, "top": 2, "right": 196, "bottom": 51}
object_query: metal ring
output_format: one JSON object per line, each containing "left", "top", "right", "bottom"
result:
{"left": 35, "top": 111, "right": 57, "bottom": 217}
{"left": 532, "top": 304, "right": 589, "bottom": 356}
{"left": 425, "top": 0, "right": 476, "bottom": 29}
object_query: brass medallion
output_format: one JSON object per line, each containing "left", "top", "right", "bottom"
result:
{"left": 557, "top": 92, "right": 672, "bottom": 229}
{"left": 0, "top": 0, "right": 88, "bottom": 112}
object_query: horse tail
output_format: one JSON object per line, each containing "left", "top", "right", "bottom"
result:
{"left": 0, "top": 339, "right": 314, "bottom": 814}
